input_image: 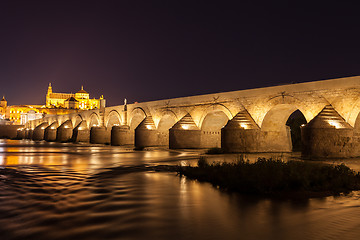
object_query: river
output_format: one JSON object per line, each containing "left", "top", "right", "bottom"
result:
{"left": 0, "top": 139, "right": 360, "bottom": 240}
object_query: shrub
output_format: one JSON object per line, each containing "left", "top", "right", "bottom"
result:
{"left": 178, "top": 157, "right": 360, "bottom": 197}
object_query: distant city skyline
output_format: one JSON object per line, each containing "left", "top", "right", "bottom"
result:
{"left": 1, "top": 1, "right": 360, "bottom": 106}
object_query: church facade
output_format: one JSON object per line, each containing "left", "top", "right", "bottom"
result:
{"left": 46, "top": 83, "right": 103, "bottom": 110}
{"left": 1, "top": 84, "right": 105, "bottom": 125}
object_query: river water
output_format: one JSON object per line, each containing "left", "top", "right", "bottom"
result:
{"left": 1, "top": 139, "right": 360, "bottom": 240}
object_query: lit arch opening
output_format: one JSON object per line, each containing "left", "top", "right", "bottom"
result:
{"left": 157, "top": 114, "right": 177, "bottom": 146}
{"left": 106, "top": 111, "right": 122, "bottom": 128}
{"left": 201, "top": 111, "right": 229, "bottom": 148}
{"left": 261, "top": 104, "right": 307, "bottom": 152}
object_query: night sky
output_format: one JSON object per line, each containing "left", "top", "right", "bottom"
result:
{"left": 1, "top": 1, "right": 360, "bottom": 106}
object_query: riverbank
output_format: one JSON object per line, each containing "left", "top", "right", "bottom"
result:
{"left": 177, "top": 156, "right": 360, "bottom": 199}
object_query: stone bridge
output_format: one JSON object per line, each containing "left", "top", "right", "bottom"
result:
{"left": 22, "top": 76, "right": 360, "bottom": 158}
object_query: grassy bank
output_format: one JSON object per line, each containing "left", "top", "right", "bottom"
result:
{"left": 178, "top": 157, "right": 360, "bottom": 198}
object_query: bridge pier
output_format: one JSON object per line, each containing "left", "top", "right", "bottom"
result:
{"left": 111, "top": 125, "right": 132, "bottom": 146}
{"left": 135, "top": 116, "right": 158, "bottom": 148}
{"left": 90, "top": 126, "right": 110, "bottom": 144}
{"left": 301, "top": 105, "right": 359, "bottom": 158}
{"left": 32, "top": 122, "right": 49, "bottom": 141}
{"left": 72, "top": 120, "right": 90, "bottom": 143}
{"left": 258, "top": 129, "right": 292, "bottom": 152}
{"left": 27, "top": 129, "right": 34, "bottom": 140}
{"left": 24, "top": 128, "right": 30, "bottom": 139}
{"left": 16, "top": 128, "right": 25, "bottom": 139}
{"left": 44, "top": 122, "right": 58, "bottom": 141}
{"left": 169, "top": 114, "right": 201, "bottom": 149}
{"left": 56, "top": 120, "right": 73, "bottom": 142}
{"left": 221, "top": 111, "right": 261, "bottom": 152}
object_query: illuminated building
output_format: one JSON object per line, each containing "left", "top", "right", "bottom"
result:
{"left": 0, "top": 83, "right": 103, "bottom": 125}
{"left": 1, "top": 96, "right": 46, "bottom": 125}
{"left": 0, "top": 96, "right": 7, "bottom": 119}
{"left": 7, "top": 105, "right": 45, "bottom": 125}
{"left": 46, "top": 83, "right": 103, "bottom": 110}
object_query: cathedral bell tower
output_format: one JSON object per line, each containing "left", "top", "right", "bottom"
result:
{"left": 0, "top": 96, "right": 7, "bottom": 108}
{"left": 0, "top": 96, "right": 7, "bottom": 118}
{"left": 47, "top": 83, "right": 53, "bottom": 95}
{"left": 46, "top": 83, "right": 53, "bottom": 107}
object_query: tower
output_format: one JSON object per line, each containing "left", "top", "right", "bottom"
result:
{"left": 46, "top": 83, "right": 53, "bottom": 107}
{"left": 47, "top": 83, "right": 52, "bottom": 95}
{"left": 0, "top": 96, "right": 7, "bottom": 108}
{"left": 0, "top": 96, "right": 7, "bottom": 118}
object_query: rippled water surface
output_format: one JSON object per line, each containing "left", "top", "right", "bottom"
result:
{"left": 1, "top": 139, "right": 360, "bottom": 240}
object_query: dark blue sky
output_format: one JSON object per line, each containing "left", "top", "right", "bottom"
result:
{"left": 1, "top": 1, "right": 360, "bottom": 106}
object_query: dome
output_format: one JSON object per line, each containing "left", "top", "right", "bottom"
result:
{"left": 77, "top": 86, "right": 88, "bottom": 94}
{"left": 1, "top": 96, "right": 6, "bottom": 102}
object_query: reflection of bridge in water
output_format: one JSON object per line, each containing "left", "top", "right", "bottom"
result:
{"left": 22, "top": 76, "right": 360, "bottom": 158}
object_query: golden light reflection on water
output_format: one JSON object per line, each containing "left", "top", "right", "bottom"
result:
{"left": 0, "top": 146, "right": 92, "bottom": 173}
{"left": 0, "top": 141, "right": 200, "bottom": 174}
{"left": 1, "top": 140, "right": 360, "bottom": 239}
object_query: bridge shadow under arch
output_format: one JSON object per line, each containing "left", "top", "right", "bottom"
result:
{"left": 157, "top": 111, "right": 178, "bottom": 146}
{"left": 129, "top": 108, "right": 147, "bottom": 130}
{"left": 261, "top": 104, "right": 307, "bottom": 152}
{"left": 286, "top": 110, "right": 307, "bottom": 151}
{"left": 73, "top": 115, "right": 83, "bottom": 128}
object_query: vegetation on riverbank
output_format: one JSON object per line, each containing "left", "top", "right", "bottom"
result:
{"left": 178, "top": 156, "right": 360, "bottom": 198}
{"left": 205, "top": 147, "right": 224, "bottom": 154}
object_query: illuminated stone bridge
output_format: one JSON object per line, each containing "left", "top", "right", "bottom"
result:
{"left": 23, "top": 76, "right": 360, "bottom": 158}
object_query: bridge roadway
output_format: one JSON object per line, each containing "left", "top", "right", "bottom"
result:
{"left": 22, "top": 76, "right": 360, "bottom": 158}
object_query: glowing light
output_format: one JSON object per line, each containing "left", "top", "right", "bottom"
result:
{"left": 181, "top": 124, "right": 189, "bottom": 130}
{"left": 328, "top": 120, "right": 341, "bottom": 129}
{"left": 240, "top": 123, "right": 248, "bottom": 129}
{"left": 301, "top": 124, "right": 306, "bottom": 127}
{"left": 146, "top": 125, "right": 153, "bottom": 130}
{"left": 51, "top": 127, "right": 56, "bottom": 129}
{"left": 64, "top": 125, "right": 69, "bottom": 128}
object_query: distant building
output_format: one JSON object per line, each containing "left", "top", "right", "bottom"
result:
{"left": 0, "top": 96, "right": 7, "bottom": 119}
{"left": 0, "top": 83, "right": 105, "bottom": 125}
{"left": 46, "top": 83, "right": 104, "bottom": 110}
{"left": 7, "top": 105, "right": 46, "bottom": 125}
{"left": 64, "top": 97, "right": 79, "bottom": 109}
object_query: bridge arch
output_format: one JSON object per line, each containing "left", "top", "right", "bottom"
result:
{"left": 72, "top": 115, "right": 83, "bottom": 128}
{"left": 129, "top": 107, "right": 147, "bottom": 130}
{"left": 156, "top": 110, "right": 178, "bottom": 129}
{"left": 199, "top": 104, "right": 232, "bottom": 148}
{"left": 89, "top": 113, "right": 100, "bottom": 128}
{"left": 198, "top": 104, "right": 233, "bottom": 129}
{"left": 106, "top": 110, "right": 122, "bottom": 128}
{"left": 156, "top": 110, "right": 178, "bottom": 146}
{"left": 353, "top": 110, "right": 360, "bottom": 133}
{"left": 261, "top": 104, "right": 308, "bottom": 152}
{"left": 345, "top": 95, "right": 360, "bottom": 129}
